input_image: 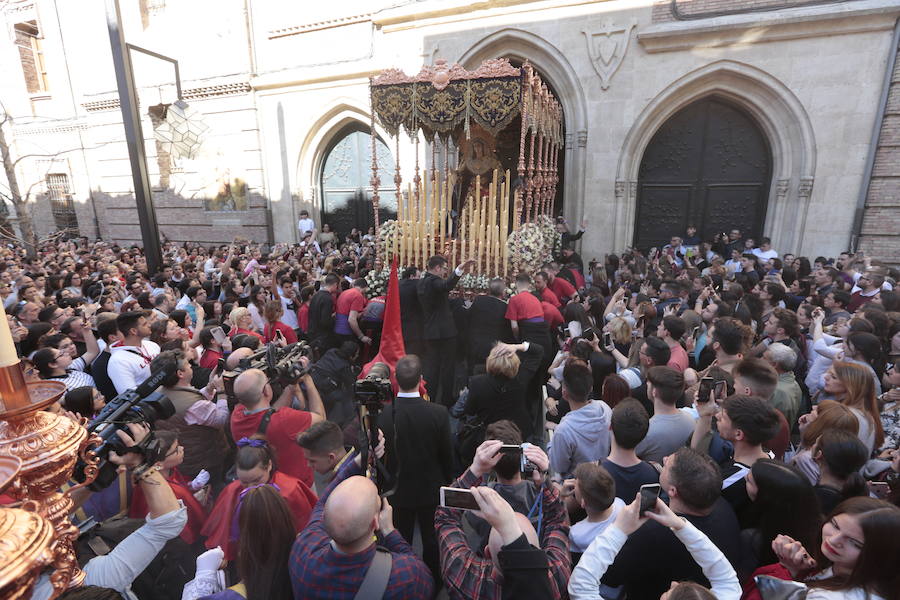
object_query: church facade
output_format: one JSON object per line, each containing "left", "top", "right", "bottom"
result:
{"left": 2, "top": 0, "right": 898, "bottom": 262}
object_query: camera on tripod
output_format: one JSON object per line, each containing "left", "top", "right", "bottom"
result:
{"left": 79, "top": 364, "right": 176, "bottom": 491}
{"left": 354, "top": 364, "right": 394, "bottom": 495}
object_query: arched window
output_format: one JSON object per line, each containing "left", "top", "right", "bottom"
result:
{"left": 319, "top": 124, "right": 396, "bottom": 238}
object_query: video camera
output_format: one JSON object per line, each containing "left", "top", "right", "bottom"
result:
{"left": 223, "top": 341, "right": 312, "bottom": 404}
{"left": 354, "top": 365, "right": 394, "bottom": 495}
{"left": 80, "top": 364, "right": 176, "bottom": 491}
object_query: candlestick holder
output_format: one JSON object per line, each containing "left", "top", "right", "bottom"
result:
{"left": 0, "top": 455, "right": 58, "bottom": 600}
{"left": 0, "top": 362, "right": 101, "bottom": 592}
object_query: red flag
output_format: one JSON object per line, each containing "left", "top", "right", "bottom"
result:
{"left": 360, "top": 260, "right": 417, "bottom": 394}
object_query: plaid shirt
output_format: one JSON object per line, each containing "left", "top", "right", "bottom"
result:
{"left": 289, "top": 452, "right": 434, "bottom": 600}
{"left": 434, "top": 469, "right": 571, "bottom": 600}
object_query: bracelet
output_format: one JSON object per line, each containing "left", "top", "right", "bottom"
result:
{"left": 133, "top": 464, "right": 162, "bottom": 485}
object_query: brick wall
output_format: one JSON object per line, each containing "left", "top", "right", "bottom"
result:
{"left": 652, "top": 0, "right": 842, "bottom": 23}
{"left": 858, "top": 36, "right": 900, "bottom": 266}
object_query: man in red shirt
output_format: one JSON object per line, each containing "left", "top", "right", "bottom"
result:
{"left": 542, "top": 262, "right": 577, "bottom": 304}
{"left": 534, "top": 271, "right": 561, "bottom": 308}
{"left": 230, "top": 368, "right": 326, "bottom": 487}
{"left": 334, "top": 278, "right": 370, "bottom": 346}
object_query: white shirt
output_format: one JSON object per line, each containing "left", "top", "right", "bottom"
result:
{"left": 298, "top": 217, "right": 316, "bottom": 235}
{"left": 568, "top": 522, "right": 740, "bottom": 600}
{"left": 752, "top": 248, "right": 778, "bottom": 261}
{"left": 279, "top": 289, "right": 299, "bottom": 329}
{"left": 107, "top": 340, "right": 161, "bottom": 394}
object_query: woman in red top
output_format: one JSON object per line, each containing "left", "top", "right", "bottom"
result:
{"left": 296, "top": 285, "right": 314, "bottom": 335}
{"left": 262, "top": 299, "right": 297, "bottom": 344}
{"left": 201, "top": 437, "right": 316, "bottom": 560}
{"left": 129, "top": 431, "right": 207, "bottom": 545}
{"left": 227, "top": 307, "right": 264, "bottom": 342}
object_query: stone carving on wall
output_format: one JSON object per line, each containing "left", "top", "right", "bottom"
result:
{"left": 583, "top": 22, "right": 636, "bottom": 90}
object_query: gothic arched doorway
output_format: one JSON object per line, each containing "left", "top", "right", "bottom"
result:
{"left": 319, "top": 124, "right": 397, "bottom": 237}
{"left": 633, "top": 97, "right": 772, "bottom": 250}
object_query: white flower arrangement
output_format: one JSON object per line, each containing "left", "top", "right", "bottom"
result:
{"left": 506, "top": 215, "right": 555, "bottom": 275}
{"left": 364, "top": 267, "right": 390, "bottom": 299}
{"left": 459, "top": 273, "right": 490, "bottom": 291}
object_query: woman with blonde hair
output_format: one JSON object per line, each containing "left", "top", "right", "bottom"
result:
{"left": 464, "top": 341, "right": 543, "bottom": 443}
{"left": 228, "top": 306, "right": 264, "bottom": 341}
{"left": 605, "top": 316, "right": 633, "bottom": 355}
{"left": 790, "top": 399, "right": 860, "bottom": 484}
{"left": 823, "top": 361, "right": 885, "bottom": 454}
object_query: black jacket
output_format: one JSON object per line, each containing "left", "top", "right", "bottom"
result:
{"left": 417, "top": 271, "right": 461, "bottom": 340}
{"left": 307, "top": 290, "right": 334, "bottom": 340}
{"left": 466, "top": 295, "right": 510, "bottom": 365}
{"left": 398, "top": 278, "right": 424, "bottom": 345}
{"left": 378, "top": 395, "right": 454, "bottom": 508}
{"left": 465, "top": 342, "right": 543, "bottom": 438}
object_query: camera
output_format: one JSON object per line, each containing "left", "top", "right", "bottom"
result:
{"left": 354, "top": 365, "right": 394, "bottom": 494}
{"left": 223, "top": 341, "right": 312, "bottom": 404}
{"left": 80, "top": 364, "right": 176, "bottom": 491}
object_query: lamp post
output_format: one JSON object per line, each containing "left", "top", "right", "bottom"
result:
{"left": 105, "top": 0, "right": 171, "bottom": 275}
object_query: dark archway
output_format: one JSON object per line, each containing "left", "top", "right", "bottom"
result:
{"left": 633, "top": 96, "right": 772, "bottom": 250}
{"left": 319, "top": 123, "right": 397, "bottom": 237}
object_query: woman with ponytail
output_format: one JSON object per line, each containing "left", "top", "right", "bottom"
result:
{"left": 811, "top": 429, "right": 869, "bottom": 514}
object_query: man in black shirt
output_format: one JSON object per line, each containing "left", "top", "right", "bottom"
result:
{"left": 600, "top": 399, "right": 660, "bottom": 502}
{"left": 466, "top": 278, "right": 510, "bottom": 372}
{"left": 308, "top": 273, "right": 339, "bottom": 356}
{"left": 398, "top": 267, "right": 424, "bottom": 357}
{"left": 601, "top": 447, "right": 740, "bottom": 598}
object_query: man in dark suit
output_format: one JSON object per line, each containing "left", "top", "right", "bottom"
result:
{"left": 417, "top": 255, "right": 474, "bottom": 406}
{"left": 398, "top": 266, "right": 424, "bottom": 358}
{"left": 308, "top": 273, "right": 339, "bottom": 356}
{"left": 466, "top": 277, "right": 511, "bottom": 373}
{"left": 378, "top": 355, "right": 454, "bottom": 586}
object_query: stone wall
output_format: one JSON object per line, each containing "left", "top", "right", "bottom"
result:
{"left": 652, "top": 0, "right": 839, "bottom": 22}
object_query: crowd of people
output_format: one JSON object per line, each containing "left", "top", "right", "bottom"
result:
{"left": 4, "top": 215, "right": 900, "bottom": 600}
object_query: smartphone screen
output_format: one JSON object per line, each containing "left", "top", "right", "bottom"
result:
{"left": 497, "top": 445, "right": 523, "bottom": 456}
{"left": 698, "top": 377, "right": 715, "bottom": 403}
{"left": 714, "top": 380, "right": 727, "bottom": 400}
{"left": 603, "top": 332, "right": 613, "bottom": 348}
{"left": 867, "top": 481, "right": 890, "bottom": 499}
{"left": 639, "top": 484, "right": 661, "bottom": 515}
{"left": 440, "top": 487, "right": 480, "bottom": 511}
{"left": 691, "top": 326, "right": 700, "bottom": 341}
{"left": 211, "top": 326, "right": 227, "bottom": 345}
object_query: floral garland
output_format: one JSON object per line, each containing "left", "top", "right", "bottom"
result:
{"left": 376, "top": 220, "right": 399, "bottom": 256}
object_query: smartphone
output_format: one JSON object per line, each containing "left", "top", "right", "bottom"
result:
{"left": 497, "top": 444, "right": 523, "bottom": 456}
{"left": 211, "top": 326, "right": 227, "bottom": 345}
{"left": 698, "top": 377, "right": 716, "bottom": 403}
{"left": 714, "top": 380, "right": 727, "bottom": 400}
{"left": 691, "top": 326, "right": 701, "bottom": 341}
{"left": 603, "top": 331, "right": 613, "bottom": 348}
{"left": 215, "top": 357, "right": 226, "bottom": 375}
{"left": 639, "top": 483, "right": 661, "bottom": 516}
{"left": 867, "top": 481, "right": 891, "bottom": 500}
{"left": 582, "top": 327, "right": 595, "bottom": 341}
{"left": 440, "top": 487, "right": 480, "bottom": 511}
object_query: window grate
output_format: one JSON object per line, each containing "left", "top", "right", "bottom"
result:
{"left": 46, "top": 174, "right": 79, "bottom": 235}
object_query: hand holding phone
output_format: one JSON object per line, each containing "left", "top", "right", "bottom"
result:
{"left": 603, "top": 331, "right": 614, "bottom": 351}
{"left": 440, "top": 487, "right": 481, "bottom": 511}
{"left": 639, "top": 483, "right": 661, "bottom": 516}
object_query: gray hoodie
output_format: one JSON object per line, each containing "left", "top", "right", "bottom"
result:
{"left": 549, "top": 400, "right": 612, "bottom": 479}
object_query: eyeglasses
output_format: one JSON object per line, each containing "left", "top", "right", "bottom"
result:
{"left": 165, "top": 445, "right": 183, "bottom": 459}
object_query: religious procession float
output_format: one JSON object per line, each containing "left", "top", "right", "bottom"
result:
{"left": 365, "top": 58, "right": 564, "bottom": 293}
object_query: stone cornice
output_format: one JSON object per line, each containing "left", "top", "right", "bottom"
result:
{"left": 81, "top": 81, "right": 252, "bottom": 112}
{"left": 638, "top": 0, "right": 900, "bottom": 53}
{"left": 267, "top": 13, "right": 372, "bottom": 39}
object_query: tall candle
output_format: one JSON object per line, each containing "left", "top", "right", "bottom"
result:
{"left": 0, "top": 302, "right": 19, "bottom": 368}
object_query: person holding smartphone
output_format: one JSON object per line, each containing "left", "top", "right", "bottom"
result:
{"left": 574, "top": 447, "right": 741, "bottom": 599}
{"left": 434, "top": 439, "right": 571, "bottom": 600}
